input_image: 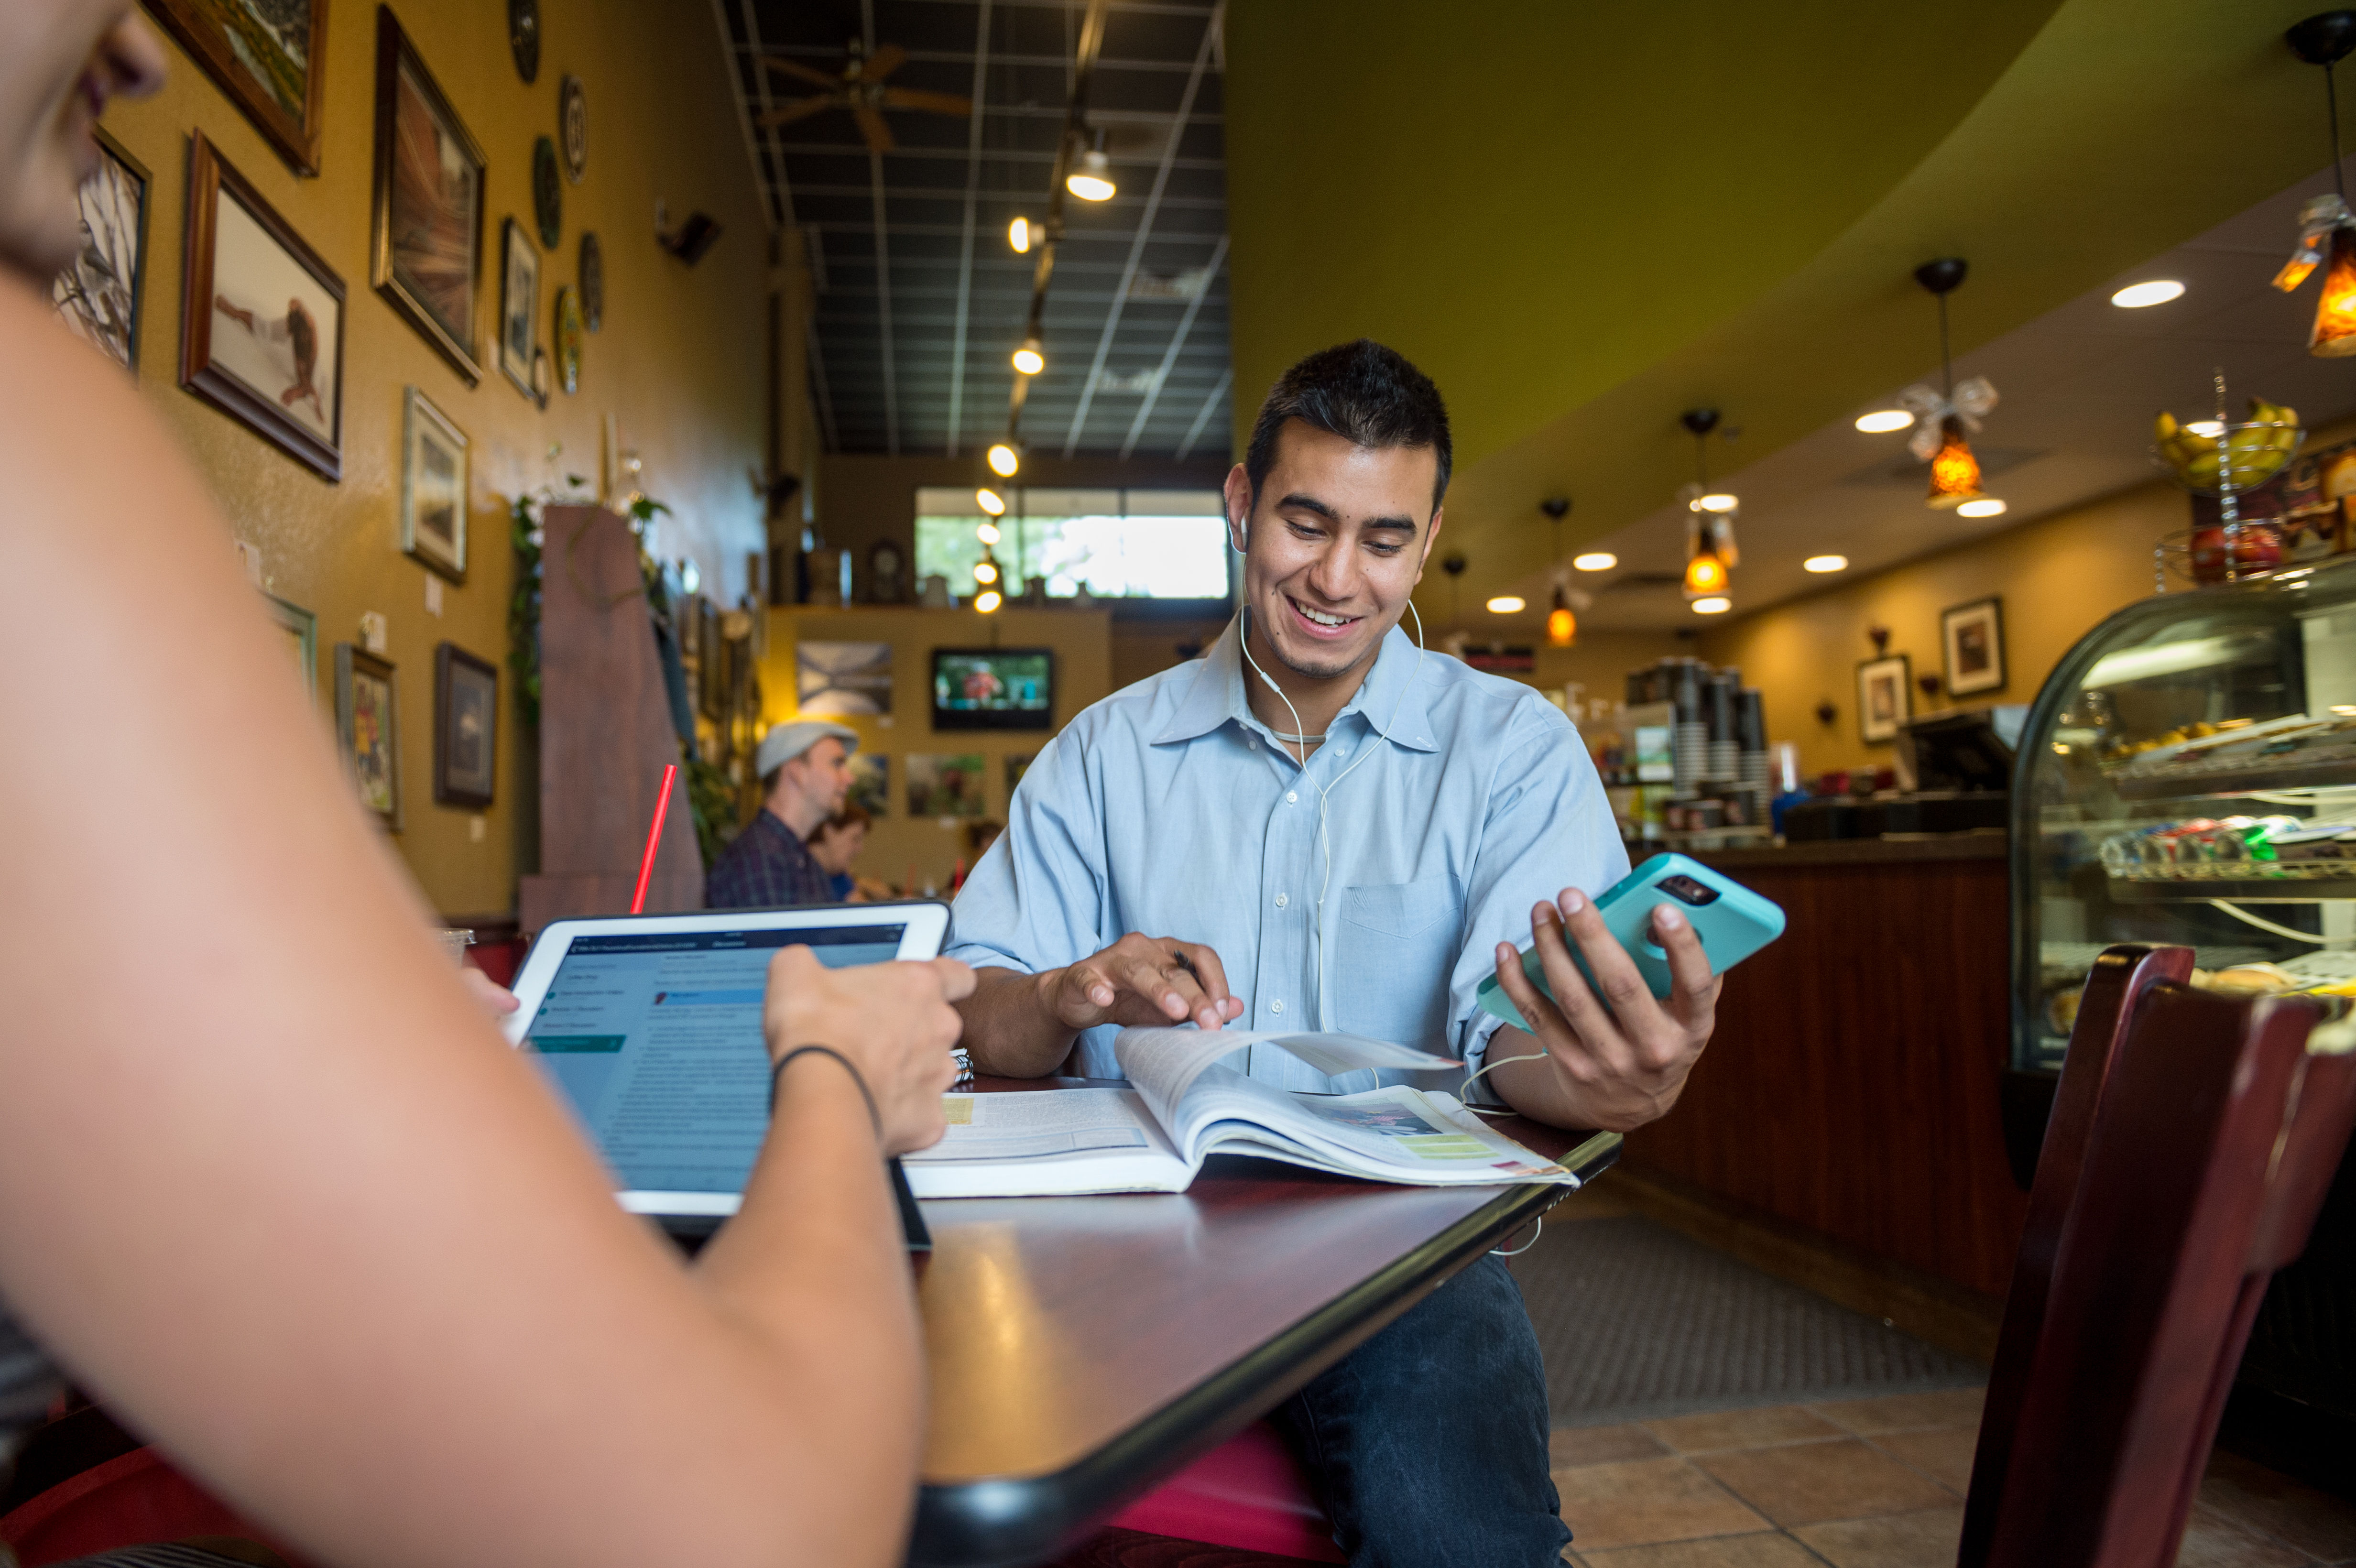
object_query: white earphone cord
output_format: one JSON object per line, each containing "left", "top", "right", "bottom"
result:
{"left": 1237, "top": 595, "right": 1428, "bottom": 1033}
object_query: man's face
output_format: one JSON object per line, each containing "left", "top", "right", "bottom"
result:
{"left": 781, "top": 738, "right": 852, "bottom": 817}
{"left": 1224, "top": 420, "right": 1442, "bottom": 682}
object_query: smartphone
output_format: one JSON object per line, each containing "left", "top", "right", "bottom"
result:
{"left": 1474, "top": 853, "right": 1786, "bottom": 1030}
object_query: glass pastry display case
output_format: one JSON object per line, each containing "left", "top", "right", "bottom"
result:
{"left": 2013, "top": 552, "right": 2356, "bottom": 1078}
{"left": 2010, "top": 550, "right": 2356, "bottom": 1483}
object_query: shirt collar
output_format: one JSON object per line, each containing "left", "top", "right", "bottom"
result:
{"left": 1153, "top": 613, "right": 1437, "bottom": 753}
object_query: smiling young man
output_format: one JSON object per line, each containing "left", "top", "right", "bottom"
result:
{"left": 948, "top": 340, "right": 1721, "bottom": 1566}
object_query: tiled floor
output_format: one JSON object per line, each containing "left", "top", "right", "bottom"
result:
{"left": 1550, "top": 1387, "right": 2356, "bottom": 1567}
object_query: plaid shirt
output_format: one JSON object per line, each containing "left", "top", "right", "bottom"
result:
{"left": 705, "top": 808, "right": 835, "bottom": 909}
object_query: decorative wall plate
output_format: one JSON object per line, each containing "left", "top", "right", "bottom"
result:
{"left": 578, "top": 231, "right": 602, "bottom": 331}
{"left": 559, "top": 75, "right": 586, "bottom": 182}
{"left": 532, "top": 136, "right": 561, "bottom": 250}
{"left": 508, "top": 0, "right": 539, "bottom": 83}
{"left": 553, "top": 285, "right": 582, "bottom": 395}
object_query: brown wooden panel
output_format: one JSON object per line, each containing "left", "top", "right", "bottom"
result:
{"left": 1624, "top": 853, "right": 2029, "bottom": 1297}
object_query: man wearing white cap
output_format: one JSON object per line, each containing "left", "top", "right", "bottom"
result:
{"left": 707, "top": 719, "right": 861, "bottom": 908}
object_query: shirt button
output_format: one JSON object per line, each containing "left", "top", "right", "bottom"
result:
{"left": 1275, "top": 893, "right": 1288, "bottom": 908}
{"left": 1249, "top": 737, "right": 1259, "bottom": 750}
{"left": 1286, "top": 790, "right": 1298, "bottom": 804}
{"left": 1271, "top": 1000, "right": 1285, "bottom": 1015}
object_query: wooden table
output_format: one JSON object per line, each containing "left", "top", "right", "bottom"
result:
{"left": 907, "top": 1078, "right": 1619, "bottom": 1568}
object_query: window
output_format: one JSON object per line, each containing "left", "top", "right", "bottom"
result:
{"left": 915, "top": 488, "right": 1231, "bottom": 602}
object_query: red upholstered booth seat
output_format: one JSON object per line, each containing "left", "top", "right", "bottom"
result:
{"left": 0, "top": 1446, "right": 304, "bottom": 1568}
{"left": 1104, "top": 1419, "right": 1342, "bottom": 1562}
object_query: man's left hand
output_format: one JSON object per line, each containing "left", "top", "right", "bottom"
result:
{"left": 1483, "top": 887, "right": 1719, "bottom": 1132}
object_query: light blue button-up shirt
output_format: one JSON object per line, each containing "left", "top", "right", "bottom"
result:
{"left": 946, "top": 614, "right": 1629, "bottom": 1094}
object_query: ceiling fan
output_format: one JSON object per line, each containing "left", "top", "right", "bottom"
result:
{"left": 754, "top": 40, "right": 972, "bottom": 152}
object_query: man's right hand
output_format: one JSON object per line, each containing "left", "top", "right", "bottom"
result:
{"left": 1043, "top": 932, "right": 1243, "bottom": 1035}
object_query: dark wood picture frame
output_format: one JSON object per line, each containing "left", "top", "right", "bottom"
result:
{"left": 1942, "top": 595, "right": 2007, "bottom": 697}
{"left": 335, "top": 643, "right": 402, "bottom": 830}
{"left": 142, "top": 0, "right": 328, "bottom": 176}
{"left": 498, "top": 216, "right": 538, "bottom": 400}
{"left": 433, "top": 642, "right": 499, "bottom": 808}
{"left": 179, "top": 131, "right": 345, "bottom": 481}
{"left": 52, "top": 125, "right": 150, "bottom": 371}
{"left": 371, "top": 6, "right": 485, "bottom": 383}
{"left": 1858, "top": 653, "right": 1913, "bottom": 745}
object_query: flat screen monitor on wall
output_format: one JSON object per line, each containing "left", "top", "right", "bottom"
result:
{"left": 933, "top": 648, "right": 1055, "bottom": 731}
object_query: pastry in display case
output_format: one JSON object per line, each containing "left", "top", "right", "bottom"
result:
{"left": 2010, "top": 548, "right": 2356, "bottom": 1478}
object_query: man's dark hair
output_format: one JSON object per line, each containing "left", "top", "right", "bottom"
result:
{"left": 1243, "top": 339, "right": 1452, "bottom": 512}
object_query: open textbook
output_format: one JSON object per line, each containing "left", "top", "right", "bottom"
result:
{"left": 902, "top": 1026, "right": 1581, "bottom": 1198}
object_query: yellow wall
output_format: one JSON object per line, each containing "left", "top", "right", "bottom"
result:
{"left": 1693, "top": 421, "right": 2356, "bottom": 777}
{"left": 99, "top": 0, "right": 767, "bottom": 920}
{"left": 759, "top": 607, "right": 1115, "bottom": 892}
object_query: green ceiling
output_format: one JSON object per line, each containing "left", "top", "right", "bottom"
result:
{"left": 1223, "top": 0, "right": 2350, "bottom": 603}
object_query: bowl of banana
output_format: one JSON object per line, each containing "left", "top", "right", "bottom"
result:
{"left": 2152, "top": 397, "right": 2303, "bottom": 495}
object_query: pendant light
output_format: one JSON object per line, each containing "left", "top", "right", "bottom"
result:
{"left": 1894, "top": 259, "right": 2000, "bottom": 509}
{"left": 1678, "top": 410, "right": 1734, "bottom": 602}
{"left": 2278, "top": 13, "right": 2356, "bottom": 355}
{"left": 1066, "top": 128, "right": 1117, "bottom": 202}
{"left": 1540, "top": 496, "right": 1577, "bottom": 646}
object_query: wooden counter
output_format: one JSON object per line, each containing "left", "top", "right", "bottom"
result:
{"left": 1623, "top": 833, "right": 2028, "bottom": 1300}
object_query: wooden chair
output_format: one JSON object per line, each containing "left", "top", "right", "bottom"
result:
{"left": 1960, "top": 948, "right": 2356, "bottom": 1568}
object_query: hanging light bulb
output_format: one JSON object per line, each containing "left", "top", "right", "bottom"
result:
{"left": 1012, "top": 337, "right": 1045, "bottom": 375}
{"left": 1008, "top": 215, "right": 1035, "bottom": 254}
{"left": 1066, "top": 130, "right": 1117, "bottom": 201}
{"left": 1677, "top": 410, "right": 1737, "bottom": 594}
{"left": 1927, "top": 416, "right": 1985, "bottom": 508}
{"left": 975, "top": 588, "right": 1003, "bottom": 614}
{"left": 1547, "top": 581, "right": 1576, "bottom": 647}
{"left": 1683, "top": 547, "right": 1729, "bottom": 599}
{"left": 2280, "top": 15, "right": 2356, "bottom": 355}
{"left": 976, "top": 522, "right": 1001, "bottom": 546}
{"left": 976, "top": 487, "right": 1006, "bottom": 516}
{"left": 987, "top": 442, "right": 1021, "bottom": 477}
{"left": 973, "top": 556, "right": 1001, "bottom": 586}
{"left": 1894, "top": 258, "right": 1998, "bottom": 511}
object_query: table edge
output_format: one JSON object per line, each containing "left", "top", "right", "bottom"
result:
{"left": 906, "top": 1131, "right": 1622, "bottom": 1568}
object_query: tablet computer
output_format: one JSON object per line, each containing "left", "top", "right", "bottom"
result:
{"left": 504, "top": 902, "right": 949, "bottom": 1225}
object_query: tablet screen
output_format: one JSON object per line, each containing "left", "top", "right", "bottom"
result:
{"left": 524, "top": 922, "right": 905, "bottom": 1196}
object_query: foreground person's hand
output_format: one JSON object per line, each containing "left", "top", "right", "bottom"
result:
{"left": 1489, "top": 888, "right": 1720, "bottom": 1131}
{"left": 764, "top": 947, "right": 975, "bottom": 1154}
{"left": 461, "top": 968, "right": 520, "bottom": 1019}
{"left": 1045, "top": 932, "right": 1245, "bottom": 1034}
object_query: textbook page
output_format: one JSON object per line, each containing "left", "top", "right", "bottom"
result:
{"left": 1114, "top": 1026, "right": 1460, "bottom": 1131}
{"left": 1167, "top": 1064, "right": 1575, "bottom": 1187}
{"left": 901, "top": 1087, "right": 1196, "bottom": 1198}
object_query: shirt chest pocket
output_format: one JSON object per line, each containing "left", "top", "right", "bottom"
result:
{"left": 1329, "top": 873, "right": 1463, "bottom": 1046}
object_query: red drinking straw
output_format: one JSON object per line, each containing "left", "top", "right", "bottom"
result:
{"left": 629, "top": 763, "right": 678, "bottom": 915}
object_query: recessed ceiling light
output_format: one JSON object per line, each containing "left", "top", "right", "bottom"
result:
{"left": 2111, "top": 279, "right": 2185, "bottom": 308}
{"left": 1485, "top": 595, "right": 1526, "bottom": 614}
{"left": 1855, "top": 409, "right": 1914, "bottom": 433}
{"left": 1571, "top": 552, "right": 1617, "bottom": 571}
{"left": 1691, "top": 596, "right": 1732, "bottom": 615}
{"left": 1696, "top": 492, "right": 1739, "bottom": 513}
{"left": 1956, "top": 498, "right": 2007, "bottom": 518}
{"left": 1803, "top": 555, "right": 1848, "bottom": 573}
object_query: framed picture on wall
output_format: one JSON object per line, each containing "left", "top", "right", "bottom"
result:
{"left": 846, "top": 752, "right": 889, "bottom": 817}
{"left": 267, "top": 593, "right": 316, "bottom": 707}
{"left": 371, "top": 8, "right": 485, "bottom": 382}
{"left": 498, "top": 217, "right": 538, "bottom": 398}
{"left": 141, "top": 0, "right": 328, "bottom": 175}
{"left": 179, "top": 132, "right": 345, "bottom": 481}
{"left": 400, "top": 387, "right": 468, "bottom": 581}
{"left": 433, "top": 642, "right": 498, "bottom": 807}
{"left": 1942, "top": 596, "right": 2007, "bottom": 697}
{"left": 1857, "top": 654, "right": 1912, "bottom": 745}
{"left": 51, "top": 126, "right": 149, "bottom": 371}
{"left": 907, "top": 753, "right": 986, "bottom": 819}
{"left": 336, "top": 643, "right": 401, "bottom": 830}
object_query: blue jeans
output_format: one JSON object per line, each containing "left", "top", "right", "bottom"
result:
{"left": 1271, "top": 1254, "right": 1569, "bottom": 1567}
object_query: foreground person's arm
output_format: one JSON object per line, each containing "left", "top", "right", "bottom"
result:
{"left": 0, "top": 283, "right": 954, "bottom": 1568}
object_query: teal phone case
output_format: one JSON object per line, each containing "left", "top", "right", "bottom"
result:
{"left": 1474, "top": 853, "right": 1786, "bottom": 1030}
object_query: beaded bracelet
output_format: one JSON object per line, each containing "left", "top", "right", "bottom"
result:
{"left": 768, "top": 1045, "right": 881, "bottom": 1141}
